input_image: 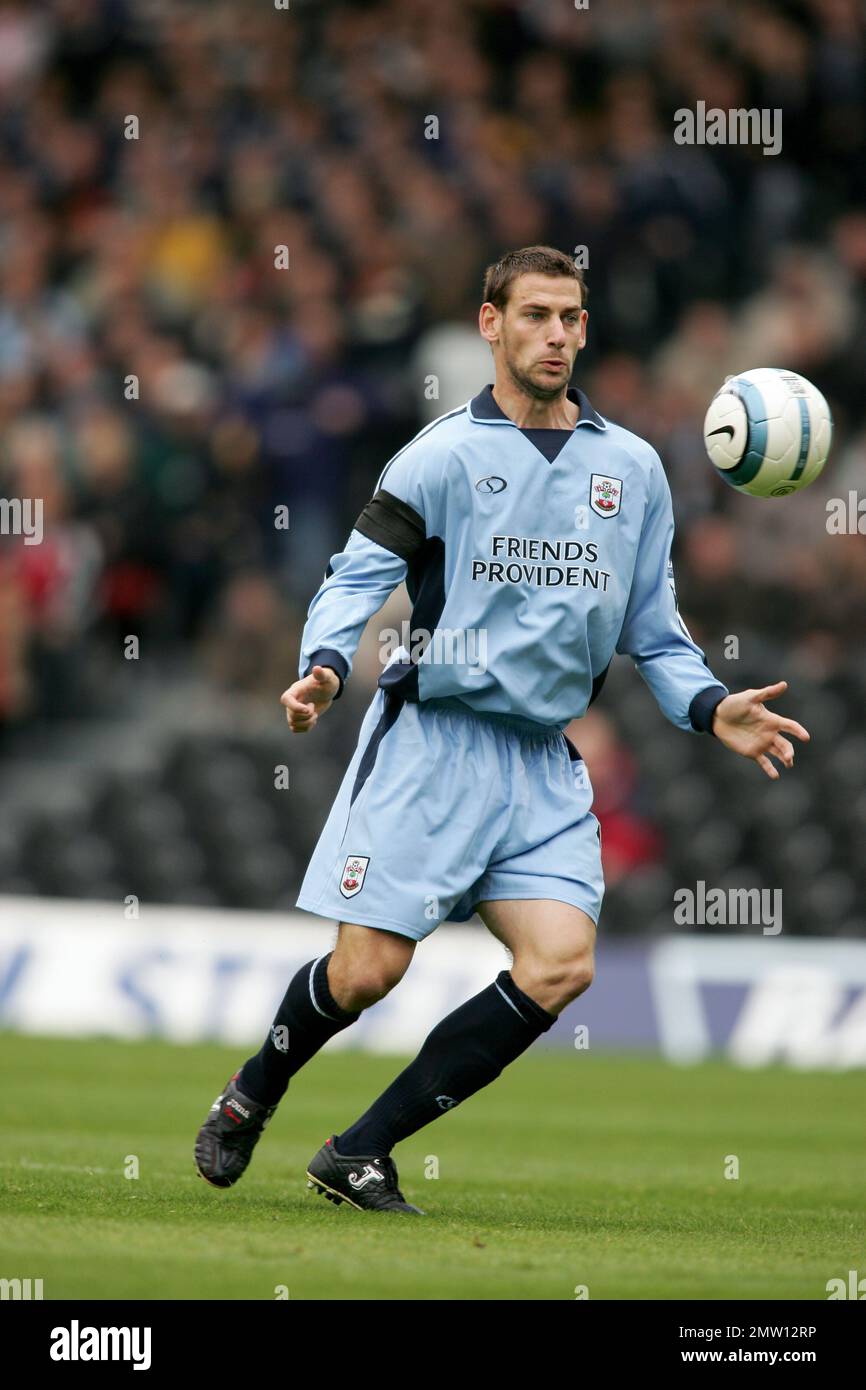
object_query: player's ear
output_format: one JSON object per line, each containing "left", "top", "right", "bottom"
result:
{"left": 478, "top": 301, "right": 498, "bottom": 344}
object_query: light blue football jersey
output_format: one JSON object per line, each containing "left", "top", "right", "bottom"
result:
{"left": 299, "top": 384, "right": 728, "bottom": 734}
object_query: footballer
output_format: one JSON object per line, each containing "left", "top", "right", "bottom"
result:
{"left": 194, "top": 245, "right": 810, "bottom": 1214}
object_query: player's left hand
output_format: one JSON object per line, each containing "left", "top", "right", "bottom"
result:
{"left": 711, "top": 681, "right": 810, "bottom": 779}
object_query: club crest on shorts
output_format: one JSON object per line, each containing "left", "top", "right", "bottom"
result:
{"left": 590, "top": 473, "right": 622, "bottom": 517}
{"left": 340, "top": 854, "right": 370, "bottom": 898}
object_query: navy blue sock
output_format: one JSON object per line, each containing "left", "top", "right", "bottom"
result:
{"left": 334, "top": 970, "right": 556, "bottom": 1158}
{"left": 239, "top": 952, "right": 360, "bottom": 1106}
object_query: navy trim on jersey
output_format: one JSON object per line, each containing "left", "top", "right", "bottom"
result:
{"left": 689, "top": 683, "right": 728, "bottom": 735}
{"left": 304, "top": 648, "right": 349, "bottom": 699}
{"left": 379, "top": 659, "right": 418, "bottom": 699}
{"left": 588, "top": 660, "right": 611, "bottom": 708}
{"left": 520, "top": 427, "right": 575, "bottom": 464}
{"left": 468, "top": 383, "right": 607, "bottom": 431}
{"left": 376, "top": 536, "right": 447, "bottom": 702}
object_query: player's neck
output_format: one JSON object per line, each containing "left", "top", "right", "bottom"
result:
{"left": 491, "top": 380, "right": 579, "bottom": 430}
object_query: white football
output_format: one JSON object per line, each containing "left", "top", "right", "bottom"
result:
{"left": 703, "top": 367, "right": 832, "bottom": 497}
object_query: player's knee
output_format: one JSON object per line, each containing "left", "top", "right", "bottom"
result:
{"left": 330, "top": 925, "right": 415, "bottom": 1010}
{"left": 525, "top": 952, "right": 594, "bottom": 1006}
{"left": 344, "top": 966, "right": 403, "bottom": 1009}
{"left": 563, "top": 954, "right": 594, "bottom": 1001}
{"left": 328, "top": 956, "right": 409, "bottom": 1011}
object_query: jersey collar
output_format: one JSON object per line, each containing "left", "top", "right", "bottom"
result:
{"left": 467, "top": 382, "right": 607, "bottom": 430}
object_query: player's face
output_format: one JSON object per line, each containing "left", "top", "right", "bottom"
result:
{"left": 486, "top": 274, "right": 588, "bottom": 400}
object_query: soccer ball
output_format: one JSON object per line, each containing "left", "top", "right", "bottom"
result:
{"left": 703, "top": 367, "right": 832, "bottom": 497}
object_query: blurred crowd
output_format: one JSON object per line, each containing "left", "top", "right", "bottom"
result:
{"left": 0, "top": 0, "right": 864, "bottom": 889}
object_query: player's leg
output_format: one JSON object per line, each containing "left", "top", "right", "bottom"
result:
{"left": 327, "top": 899, "right": 591, "bottom": 1163}
{"left": 195, "top": 683, "right": 422, "bottom": 1190}
{"left": 326, "top": 921, "right": 417, "bottom": 1010}
{"left": 301, "top": 700, "right": 521, "bottom": 1211}
{"left": 476, "top": 897, "right": 596, "bottom": 1013}
{"left": 305, "top": 724, "right": 603, "bottom": 1211}
{"left": 195, "top": 922, "right": 415, "bottom": 1188}
{"left": 305, "top": 899, "right": 594, "bottom": 1214}
{"left": 239, "top": 921, "right": 415, "bottom": 1104}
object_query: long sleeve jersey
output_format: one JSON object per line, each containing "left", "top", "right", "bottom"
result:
{"left": 298, "top": 383, "right": 729, "bottom": 734}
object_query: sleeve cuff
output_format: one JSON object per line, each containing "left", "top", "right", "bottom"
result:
{"left": 689, "top": 684, "right": 729, "bottom": 735}
{"left": 304, "top": 648, "right": 349, "bottom": 700}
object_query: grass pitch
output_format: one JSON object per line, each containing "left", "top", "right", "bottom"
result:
{"left": 1, "top": 1033, "right": 863, "bottom": 1300}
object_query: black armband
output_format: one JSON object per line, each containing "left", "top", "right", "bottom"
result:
{"left": 353, "top": 489, "right": 426, "bottom": 562}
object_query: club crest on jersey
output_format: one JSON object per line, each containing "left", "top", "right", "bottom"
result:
{"left": 340, "top": 854, "right": 370, "bottom": 898}
{"left": 590, "top": 473, "right": 622, "bottom": 517}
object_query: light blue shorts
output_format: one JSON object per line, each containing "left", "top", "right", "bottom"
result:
{"left": 296, "top": 691, "right": 604, "bottom": 941}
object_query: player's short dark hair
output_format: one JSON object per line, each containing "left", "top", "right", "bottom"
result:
{"left": 482, "top": 246, "right": 588, "bottom": 311}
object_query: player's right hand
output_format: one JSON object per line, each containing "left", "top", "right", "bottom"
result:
{"left": 281, "top": 665, "right": 341, "bottom": 734}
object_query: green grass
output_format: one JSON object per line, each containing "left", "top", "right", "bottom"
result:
{"left": 1, "top": 1033, "right": 863, "bottom": 1300}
